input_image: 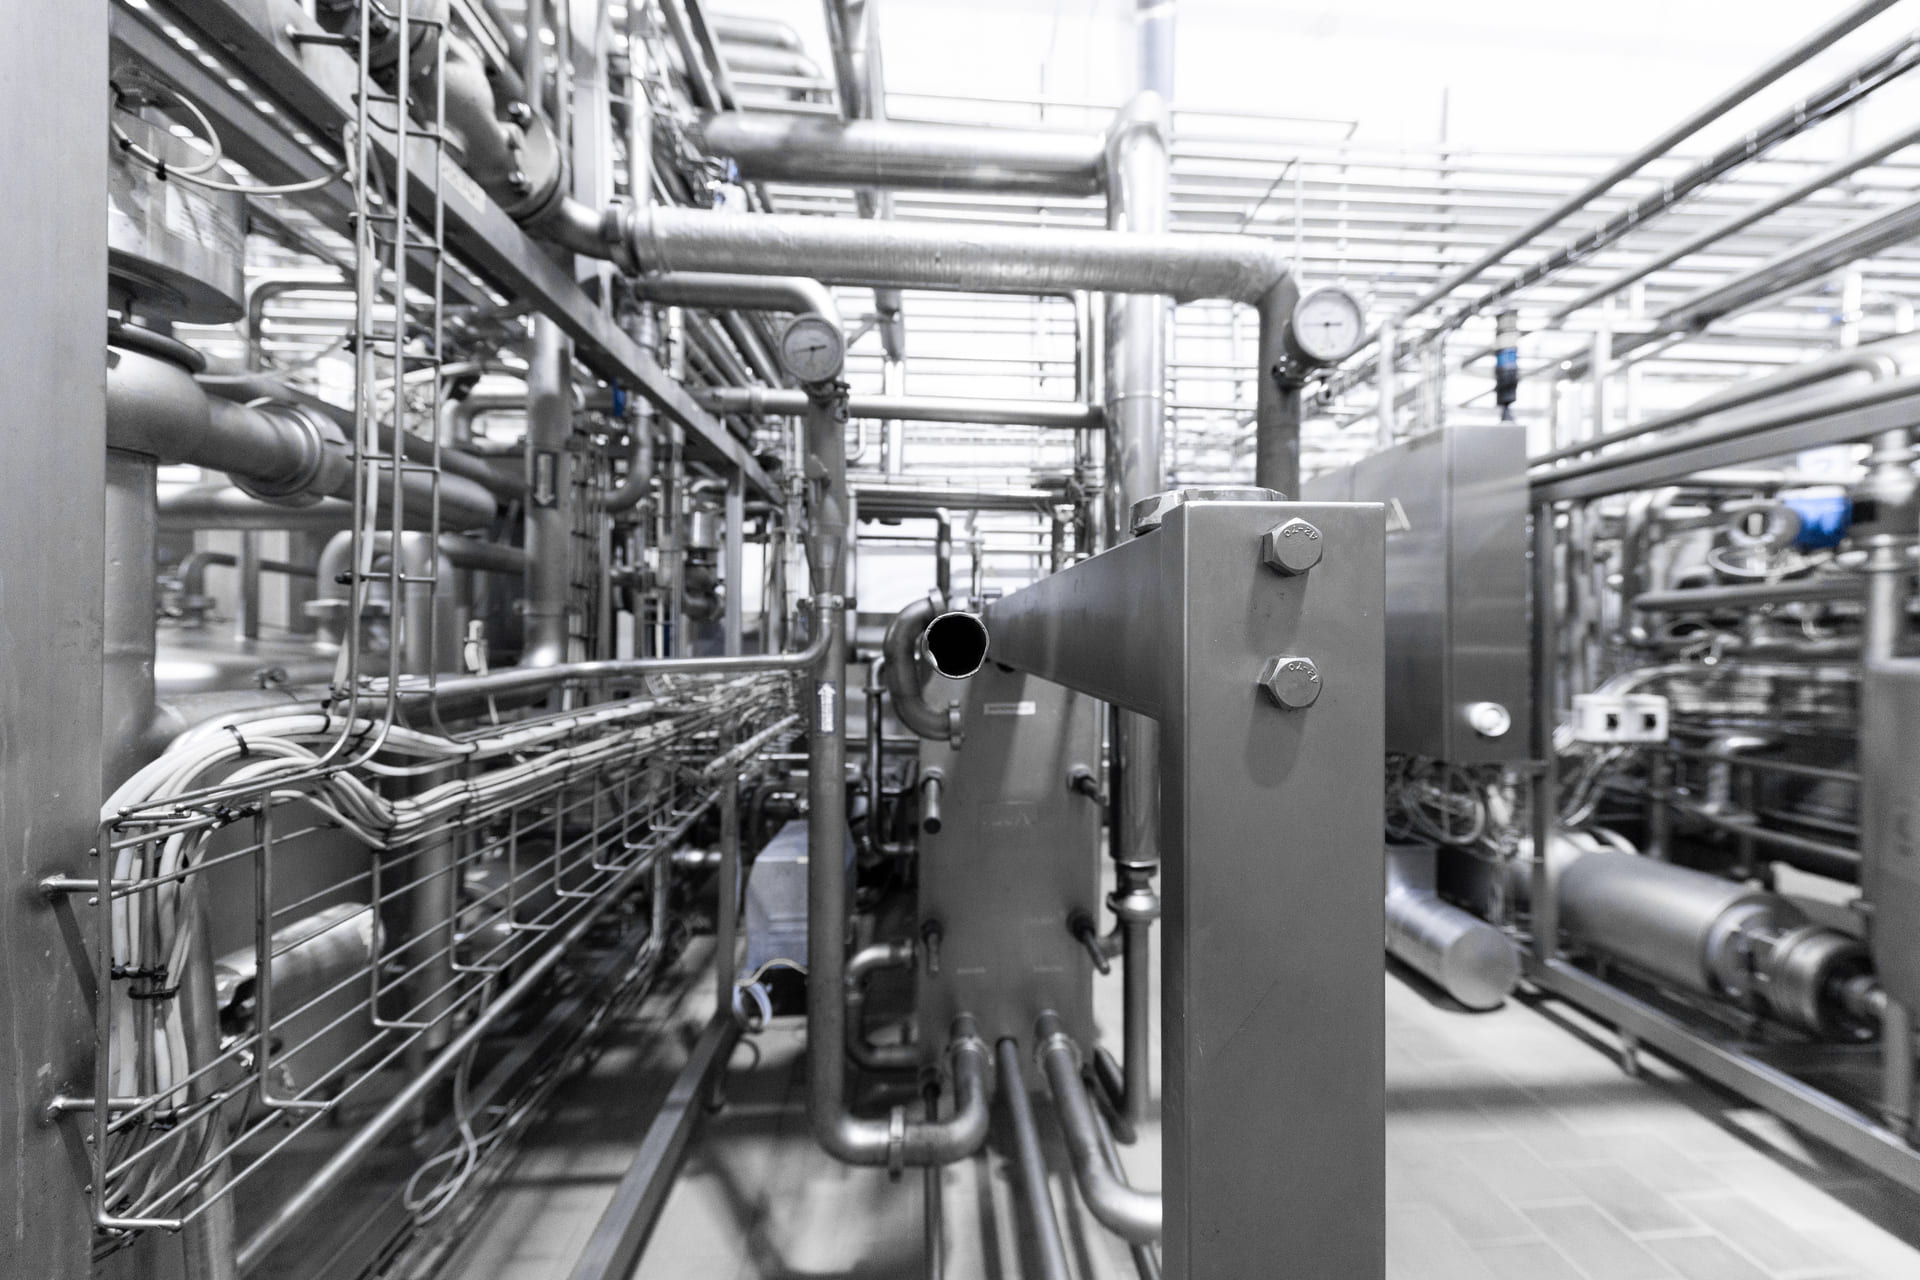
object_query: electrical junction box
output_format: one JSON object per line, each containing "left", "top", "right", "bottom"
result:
{"left": 1571, "top": 693, "right": 1670, "bottom": 744}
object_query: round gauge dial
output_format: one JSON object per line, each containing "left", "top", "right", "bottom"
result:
{"left": 1289, "top": 287, "right": 1366, "bottom": 365}
{"left": 777, "top": 314, "right": 846, "bottom": 384}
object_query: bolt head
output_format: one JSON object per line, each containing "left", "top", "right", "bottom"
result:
{"left": 1262, "top": 518, "right": 1323, "bottom": 575}
{"left": 1258, "top": 655, "right": 1322, "bottom": 709}
{"left": 506, "top": 100, "right": 534, "bottom": 125}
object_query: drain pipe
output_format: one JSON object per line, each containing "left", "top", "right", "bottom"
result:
{"left": 1037, "top": 1012, "right": 1163, "bottom": 1245}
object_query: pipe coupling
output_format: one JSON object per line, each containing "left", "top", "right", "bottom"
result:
{"left": 228, "top": 403, "right": 349, "bottom": 507}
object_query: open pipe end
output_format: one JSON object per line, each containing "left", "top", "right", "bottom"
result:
{"left": 923, "top": 611, "right": 989, "bottom": 679}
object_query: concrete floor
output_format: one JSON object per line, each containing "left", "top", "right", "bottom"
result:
{"left": 446, "top": 956, "right": 1920, "bottom": 1280}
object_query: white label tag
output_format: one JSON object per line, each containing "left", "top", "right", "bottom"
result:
{"left": 983, "top": 701, "right": 1036, "bottom": 716}
{"left": 815, "top": 680, "right": 838, "bottom": 734}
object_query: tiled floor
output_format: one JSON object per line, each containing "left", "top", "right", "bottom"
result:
{"left": 446, "top": 956, "right": 1920, "bottom": 1279}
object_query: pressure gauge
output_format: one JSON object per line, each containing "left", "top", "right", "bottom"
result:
{"left": 1286, "top": 286, "right": 1366, "bottom": 366}
{"left": 777, "top": 314, "right": 846, "bottom": 384}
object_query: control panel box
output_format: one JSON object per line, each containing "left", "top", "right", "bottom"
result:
{"left": 1303, "top": 424, "right": 1531, "bottom": 763}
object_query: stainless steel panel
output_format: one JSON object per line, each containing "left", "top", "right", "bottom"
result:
{"left": 2, "top": 6, "right": 107, "bottom": 1274}
{"left": 917, "top": 665, "right": 1103, "bottom": 1054}
{"left": 1305, "top": 425, "right": 1529, "bottom": 763}
{"left": 986, "top": 497, "right": 1386, "bottom": 1280}
{"left": 1861, "top": 659, "right": 1920, "bottom": 1013}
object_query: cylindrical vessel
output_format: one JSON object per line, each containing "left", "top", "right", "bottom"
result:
{"left": 1558, "top": 851, "right": 1804, "bottom": 998}
{"left": 1385, "top": 889, "right": 1520, "bottom": 1011}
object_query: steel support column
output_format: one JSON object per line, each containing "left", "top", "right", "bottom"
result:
{"left": 2, "top": 5, "right": 106, "bottom": 1273}
{"left": 984, "top": 496, "right": 1385, "bottom": 1278}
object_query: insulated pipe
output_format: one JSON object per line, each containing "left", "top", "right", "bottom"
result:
{"left": 689, "top": 113, "right": 1106, "bottom": 196}
{"left": 1384, "top": 881, "right": 1520, "bottom": 1011}
{"left": 1037, "top": 1013, "right": 1163, "bottom": 1244}
{"left": 695, "top": 386, "right": 1102, "bottom": 429}
{"left": 998, "top": 1039, "right": 1073, "bottom": 1280}
{"left": 882, "top": 593, "right": 954, "bottom": 741}
{"left": 111, "top": 347, "right": 498, "bottom": 529}
{"left": 710, "top": 13, "right": 806, "bottom": 52}
{"left": 522, "top": 317, "right": 573, "bottom": 669}
{"left": 621, "top": 204, "right": 1290, "bottom": 306}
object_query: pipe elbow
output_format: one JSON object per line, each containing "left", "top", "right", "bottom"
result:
{"left": 882, "top": 593, "right": 954, "bottom": 741}
{"left": 813, "top": 1017, "right": 991, "bottom": 1167}
{"left": 1037, "top": 1016, "right": 1162, "bottom": 1244}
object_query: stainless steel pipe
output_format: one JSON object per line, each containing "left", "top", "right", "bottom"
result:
{"left": 922, "top": 612, "right": 989, "bottom": 680}
{"left": 997, "top": 1039, "right": 1073, "bottom": 1280}
{"left": 883, "top": 594, "right": 956, "bottom": 741}
{"left": 689, "top": 112, "right": 1105, "bottom": 196}
{"left": 695, "top": 385, "right": 1102, "bottom": 429}
{"left": 1036, "top": 1012, "right": 1162, "bottom": 1244}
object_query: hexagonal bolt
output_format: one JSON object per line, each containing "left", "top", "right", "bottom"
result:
{"left": 1261, "top": 518, "right": 1324, "bottom": 575}
{"left": 1258, "top": 655, "right": 1322, "bottom": 709}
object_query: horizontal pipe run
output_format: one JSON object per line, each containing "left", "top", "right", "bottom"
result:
{"left": 695, "top": 386, "right": 1103, "bottom": 429}
{"left": 1389, "top": 0, "right": 1902, "bottom": 326}
{"left": 690, "top": 112, "right": 1106, "bottom": 196}
{"left": 1652, "top": 743, "right": 1858, "bottom": 785}
{"left": 624, "top": 206, "right": 1288, "bottom": 305}
{"left": 1631, "top": 578, "right": 1866, "bottom": 611}
{"left": 1531, "top": 347, "right": 1901, "bottom": 468}
{"left": 1036, "top": 1013, "right": 1162, "bottom": 1244}
{"left": 368, "top": 600, "right": 834, "bottom": 701}
{"left": 1529, "top": 372, "right": 1920, "bottom": 493}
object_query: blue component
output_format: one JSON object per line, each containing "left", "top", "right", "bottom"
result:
{"left": 611, "top": 381, "right": 627, "bottom": 419}
{"left": 1783, "top": 493, "right": 1850, "bottom": 550}
{"left": 1495, "top": 347, "right": 1519, "bottom": 370}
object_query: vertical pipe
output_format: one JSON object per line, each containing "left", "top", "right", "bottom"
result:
{"left": 1136, "top": 0, "right": 1175, "bottom": 101}
{"left": 103, "top": 449, "right": 158, "bottom": 789}
{"left": 725, "top": 469, "right": 744, "bottom": 656}
{"left": 238, "top": 530, "right": 262, "bottom": 641}
{"left": 524, "top": 317, "right": 574, "bottom": 671}
{"left": 997, "top": 1039, "right": 1072, "bottom": 1280}
{"left": 718, "top": 772, "right": 740, "bottom": 1010}
{"left": 803, "top": 390, "right": 854, "bottom": 1153}
{"left": 1103, "top": 88, "right": 1174, "bottom": 1155}
{"left": 1531, "top": 501, "right": 1560, "bottom": 963}
{"left": 1115, "top": 864, "right": 1157, "bottom": 1127}
{"left": 923, "top": 1080, "right": 944, "bottom": 1280}
{"left": 1375, "top": 320, "right": 1399, "bottom": 448}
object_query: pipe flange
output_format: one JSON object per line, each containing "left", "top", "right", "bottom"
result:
{"left": 886, "top": 1104, "right": 907, "bottom": 1179}
{"left": 228, "top": 403, "right": 346, "bottom": 506}
{"left": 1703, "top": 898, "right": 1804, "bottom": 1001}
{"left": 1762, "top": 925, "right": 1874, "bottom": 1041}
